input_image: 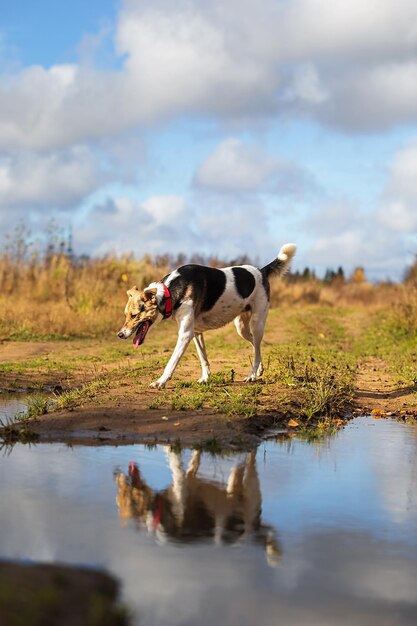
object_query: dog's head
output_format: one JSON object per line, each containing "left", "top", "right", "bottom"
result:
{"left": 117, "top": 285, "right": 160, "bottom": 348}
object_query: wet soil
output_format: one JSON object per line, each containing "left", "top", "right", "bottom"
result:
{"left": 0, "top": 561, "right": 127, "bottom": 626}
{"left": 354, "top": 356, "right": 417, "bottom": 417}
{"left": 26, "top": 399, "right": 285, "bottom": 449}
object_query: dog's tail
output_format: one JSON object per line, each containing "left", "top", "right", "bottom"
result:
{"left": 261, "top": 243, "right": 297, "bottom": 279}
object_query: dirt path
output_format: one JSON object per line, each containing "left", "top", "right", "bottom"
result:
{"left": 354, "top": 356, "right": 416, "bottom": 417}
{"left": 2, "top": 307, "right": 416, "bottom": 448}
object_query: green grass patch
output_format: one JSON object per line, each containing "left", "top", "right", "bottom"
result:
{"left": 356, "top": 310, "right": 417, "bottom": 387}
{"left": 52, "top": 378, "right": 112, "bottom": 411}
{"left": 26, "top": 394, "right": 52, "bottom": 417}
{"left": 210, "top": 384, "right": 263, "bottom": 418}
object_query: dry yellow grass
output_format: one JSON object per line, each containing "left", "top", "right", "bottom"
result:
{"left": 0, "top": 246, "right": 415, "bottom": 340}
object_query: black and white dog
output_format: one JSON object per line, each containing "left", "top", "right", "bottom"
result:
{"left": 118, "top": 243, "right": 296, "bottom": 388}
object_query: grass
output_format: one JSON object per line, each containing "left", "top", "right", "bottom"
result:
{"left": 52, "top": 378, "right": 113, "bottom": 411}
{"left": 296, "top": 419, "right": 344, "bottom": 441}
{"left": 0, "top": 415, "right": 39, "bottom": 445}
{"left": 211, "top": 384, "right": 263, "bottom": 418}
{"left": 1, "top": 240, "right": 415, "bottom": 445}
{"left": 26, "top": 394, "right": 52, "bottom": 417}
{"left": 1, "top": 292, "right": 416, "bottom": 438}
{"left": 147, "top": 370, "right": 262, "bottom": 417}
{"left": 355, "top": 307, "right": 417, "bottom": 388}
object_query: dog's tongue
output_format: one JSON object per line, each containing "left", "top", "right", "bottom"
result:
{"left": 133, "top": 321, "right": 150, "bottom": 349}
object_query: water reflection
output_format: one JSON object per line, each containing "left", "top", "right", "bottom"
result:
{"left": 0, "top": 393, "right": 29, "bottom": 421}
{"left": 0, "top": 418, "right": 416, "bottom": 626}
{"left": 114, "top": 449, "right": 281, "bottom": 566}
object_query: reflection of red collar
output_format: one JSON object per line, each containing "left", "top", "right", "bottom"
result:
{"left": 153, "top": 495, "right": 164, "bottom": 529}
{"left": 129, "top": 462, "right": 143, "bottom": 488}
{"left": 162, "top": 283, "right": 172, "bottom": 319}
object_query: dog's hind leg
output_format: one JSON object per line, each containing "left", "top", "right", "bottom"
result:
{"left": 235, "top": 312, "right": 264, "bottom": 380}
{"left": 234, "top": 311, "right": 253, "bottom": 345}
{"left": 244, "top": 307, "right": 269, "bottom": 382}
{"left": 194, "top": 333, "right": 211, "bottom": 383}
{"left": 186, "top": 450, "right": 201, "bottom": 477}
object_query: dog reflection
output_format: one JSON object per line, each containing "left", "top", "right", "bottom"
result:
{"left": 114, "top": 450, "right": 281, "bottom": 566}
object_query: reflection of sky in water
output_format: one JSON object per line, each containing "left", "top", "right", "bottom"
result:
{"left": 0, "top": 417, "right": 416, "bottom": 626}
{"left": 0, "top": 394, "right": 29, "bottom": 421}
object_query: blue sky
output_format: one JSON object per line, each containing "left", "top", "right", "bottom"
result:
{"left": 1, "top": 0, "right": 417, "bottom": 280}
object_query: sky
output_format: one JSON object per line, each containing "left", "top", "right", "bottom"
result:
{"left": 1, "top": 0, "right": 417, "bottom": 280}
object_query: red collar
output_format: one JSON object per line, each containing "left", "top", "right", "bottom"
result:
{"left": 162, "top": 283, "right": 172, "bottom": 319}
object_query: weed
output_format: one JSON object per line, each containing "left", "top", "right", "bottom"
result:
{"left": 170, "top": 438, "right": 182, "bottom": 453}
{"left": 194, "top": 438, "right": 223, "bottom": 455}
{"left": 148, "top": 396, "right": 165, "bottom": 410}
{"left": 170, "top": 391, "right": 205, "bottom": 411}
{"left": 391, "top": 287, "right": 417, "bottom": 338}
{"left": 267, "top": 342, "right": 355, "bottom": 421}
{"left": 301, "top": 370, "right": 354, "bottom": 421}
{"left": 297, "top": 419, "right": 340, "bottom": 441}
{"left": 0, "top": 416, "right": 39, "bottom": 445}
{"left": 211, "top": 384, "right": 262, "bottom": 418}
{"left": 357, "top": 309, "right": 417, "bottom": 387}
{"left": 53, "top": 378, "right": 111, "bottom": 411}
{"left": 26, "top": 394, "right": 52, "bottom": 417}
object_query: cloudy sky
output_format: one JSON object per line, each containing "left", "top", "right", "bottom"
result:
{"left": 1, "top": 0, "right": 417, "bottom": 279}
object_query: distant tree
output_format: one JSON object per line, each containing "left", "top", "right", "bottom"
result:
{"left": 302, "top": 267, "right": 312, "bottom": 281}
{"left": 174, "top": 253, "right": 187, "bottom": 267}
{"left": 336, "top": 266, "right": 345, "bottom": 281}
{"left": 351, "top": 266, "right": 366, "bottom": 283}
{"left": 324, "top": 268, "right": 336, "bottom": 283}
{"left": 404, "top": 249, "right": 417, "bottom": 285}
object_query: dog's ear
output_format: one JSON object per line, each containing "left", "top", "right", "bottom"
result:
{"left": 127, "top": 286, "right": 139, "bottom": 298}
{"left": 143, "top": 286, "right": 158, "bottom": 302}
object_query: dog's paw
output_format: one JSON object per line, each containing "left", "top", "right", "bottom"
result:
{"left": 244, "top": 375, "right": 257, "bottom": 383}
{"left": 197, "top": 377, "right": 209, "bottom": 384}
{"left": 149, "top": 380, "right": 166, "bottom": 389}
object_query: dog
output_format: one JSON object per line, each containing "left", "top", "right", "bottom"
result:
{"left": 114, "top": 449, "right": 281, "bottom": 566}
{"left": 117, "top": 243, "right": 296, "bottom": 388}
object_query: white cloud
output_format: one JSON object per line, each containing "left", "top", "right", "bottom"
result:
{"left": 195, "top": 139, "right": 278, "bottom": 191}
{"left": 1, "top": 0, "right": 417, "bottom": 153}
{"left": 303, "top": 197, "right": 414, "bottom": 280}
{"left": 0, "top": 0, "right": 416, "bottom": 280}
{"left": 386, "top": 140, "right": 417, "bottom": 200}
{"left": 378, "top": 201, "right": 417, "bottom": 233}
{"left": 194, "top": 138, "right": 318, "bottom": 197}
{"left": 377, "top": 139, "right": 417, "bottom": 232}
{"left": 75, "top": 195, "right": 198, "bottom": 257}
{"left": 142, "top": 195, "right": 187, "bottom": 226}
{"left": 0, "top": 146, "right": 102, "bottom": 209}
{"left": 313, "top": 61, "right": 417, "bottom": 131}
{"left": 73, "top": 192, "right": 280, "bottom": 264}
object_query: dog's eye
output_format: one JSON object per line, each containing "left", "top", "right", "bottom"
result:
{"left": 140, "top": 304, "right": 145, "bottom": 312}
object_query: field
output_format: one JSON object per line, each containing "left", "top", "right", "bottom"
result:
{"left": 0, "top": 242, "right": 416, "bottom": 449}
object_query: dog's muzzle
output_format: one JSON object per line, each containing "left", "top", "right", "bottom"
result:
{"left": 117, "top": 328, "right": 131, "bottom": 339}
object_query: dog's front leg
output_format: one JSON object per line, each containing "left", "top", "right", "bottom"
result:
{"left": 150, "top": 302, "right": 194, "bottom": 389}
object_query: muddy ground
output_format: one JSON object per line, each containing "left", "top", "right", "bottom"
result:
{"left": 0, "top": 561, "right": 128, "bottom": 626}
{"left": 1, "top": 307, "right": 416, "bottom": 448}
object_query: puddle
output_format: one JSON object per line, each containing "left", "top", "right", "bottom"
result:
{"left": 0, "top": 417, "right": 416, "bottom": 625}
{"left": 0, "top": 392, "right": 32, "bottom": 422}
